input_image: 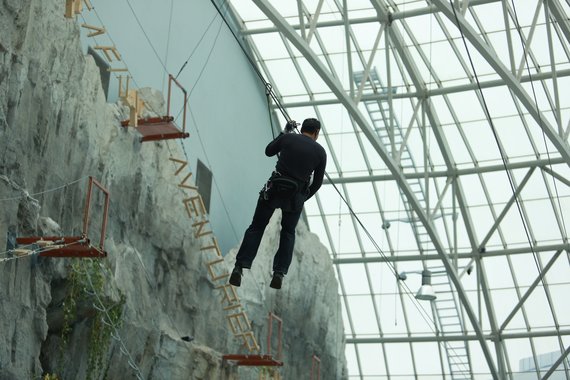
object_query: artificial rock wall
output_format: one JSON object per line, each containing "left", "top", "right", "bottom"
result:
{"left": 0, "top": 0, "right": 347, "bottom": 379}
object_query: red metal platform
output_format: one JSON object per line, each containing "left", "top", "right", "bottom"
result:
{"left": 222, "top": 354, "right": 283, "bottom": 367}
{"left": 131, "top": 117, "right": 189, "bottom": 142}
{"left": 223, "top": 312, "right": 284, "bottom": 368}
{"left": 14, "top": 177, "right": 109, "bottom": 259}
{"left": 121, "top": 75, "right": 189, "bottom": 143}
{"left": 15, "top": 236, "right": 106, "bottom": 258}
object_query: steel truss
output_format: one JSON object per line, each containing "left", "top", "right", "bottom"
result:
{"left": 229, "top": 0, "right": 570, "bottom": 379}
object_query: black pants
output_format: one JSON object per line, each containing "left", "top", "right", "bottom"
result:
{"left": 235, "top": 194, "right": 303, "bottom": 274}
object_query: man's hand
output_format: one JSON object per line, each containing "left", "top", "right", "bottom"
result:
{"left": 284, "top": 120, "right": 297, "bottom": 133}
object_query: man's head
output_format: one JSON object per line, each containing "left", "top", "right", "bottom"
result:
{"left": 301, "top": 118, "right": 321, "bottom": 140}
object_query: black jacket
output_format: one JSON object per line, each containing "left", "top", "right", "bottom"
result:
{"left": 265, "top": 133, "right": 327, "bottom": 199}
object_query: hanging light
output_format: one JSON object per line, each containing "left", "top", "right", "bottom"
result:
{"left": 415, "top": 270, "right": 436, "bottom": 301}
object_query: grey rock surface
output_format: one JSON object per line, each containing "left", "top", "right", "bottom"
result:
{"left": 0, "top": 0, "right": 347, "bottom": 379}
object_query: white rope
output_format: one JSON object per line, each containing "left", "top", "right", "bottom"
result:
{"left": 0, "top": 240, "right": 84, "bottom": 264}
{"left": 0, "top": 176, "right": 86, "bottom": 202}
{"left": 78, "top": 260, "right": 145, "bottom": 380}
{"left": 0, "top": 249, "right": 39, "bottom": 263}
{"left": 0, "top": 242, "right": 37, "bottom": 257}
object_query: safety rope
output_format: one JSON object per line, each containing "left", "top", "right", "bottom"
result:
{"left": 86, "top": 1, "right": 460, "bottom": 366}
{"left": 187, "top": 19, "right": 224, "bottom": 101}
{"left": 177, "top": 107, "right": 240, "bottom": 242}
{"left": 0, "top": 175, "right": 85, "bottom": 259}
{"left": 208, "top": 0, "right": 442, "bottom": 333}
{"left": 321, "top": 168, "right": 437, "bottom": 328}
{"left": 508, "top": 0, "right": 568, "bottom": 239}
{"left": 171, "top": 15, "right": 225, "bottom": 124}
{"left": 507, "top": 0, "right": 570, "bottom": 372}
{"left": 175, "top": 0, "right": 229, "bottom": 80}
{"left": 0, "top": 176, "right": 86, "bottom": 202}
{"left": 208, "top": 0, "right": 292, "bottom": 123}
{"left": 85, "top": 5, "right": 179, "bottom": 126}
{"left": 0, "top": 242, "right": 36, "bottom": 258}
{"left": 84, "top": 2, "right": 467, "bottom": 373}
{"left": 95, "top": 0, "right": 286, "bottom": 261}
{"left": 125, "top": 0, "right": 169, "bottom": 76}
{"left": 449, "top": 0, "right": 560, "bottom": 331}
{"left": 265, "top": 84, "right": 276, "bottom": 140}
{"left": 0, "top": 4, "right": 236, "bottom": 376}
{"left": 0, "top": 240, "right": 83, "bottom": 263}
{"left": 0, "top": 249, "right": 38, "bottom": 263}
{"left": 261, "top": 18, "right": 477, "bottom": 377}
{"left": 161, "top": 0, "right": 175, "bottom": 94}
{"left": 129, "top": 1, "right": 240, "bottom": 247}
{"left": 80, "top": 10, "right": 148, "bottom": 112}
{"left": 164, "top": 138, "right": 268, "bottom": 354}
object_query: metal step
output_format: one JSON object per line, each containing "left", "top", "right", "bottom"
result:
{"left": 354, "top": 67, "right": 473, "bottom": 380}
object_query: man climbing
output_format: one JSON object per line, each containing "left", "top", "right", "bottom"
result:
{"left": 229, "top": 118, "right": 327, "bottom": 289}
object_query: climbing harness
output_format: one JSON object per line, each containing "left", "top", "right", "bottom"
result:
{"left": 261, "top": 171, "right": 306, "bottom": 202}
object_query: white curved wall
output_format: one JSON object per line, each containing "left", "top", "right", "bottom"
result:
{"left": 81, "top": 0, "right": 276, "bottom": 253}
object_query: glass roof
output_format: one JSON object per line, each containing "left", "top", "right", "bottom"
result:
{"left": 229, "top": 0, "right": 570, "bottom": 379}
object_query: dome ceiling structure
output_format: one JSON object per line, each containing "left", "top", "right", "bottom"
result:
{"left": 228, "top": 0, "right": 570, "bottom": 379}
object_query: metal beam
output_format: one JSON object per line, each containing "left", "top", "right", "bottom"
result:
{"left": 250, "top": 0, "right": 419, "bottom": 233}
{"left": 542, "top": 165, "right": 570, "bottom": 188}
{"left": 305, "top": 0, "right": 324, "bottom": 44}
{"left": 249, "top": 2, "right": 567, "bottom": 378}
{"left": 544, "top": 2, "right": 563, "bottom": 136}
{"left": 323, "top": 156, "right": 567, "bottom": 184}
{"left": 514, "top": 1, "right": 542, "bottom": 81}
{"left": 381, "top": 1, "right": 493, "bottom": 374}
{"left": 548, "top": 0, "right": 570, "bottom": 46}
{"left": 543, "top": 344, "right": 570, "bottom": 380}
{"left": 478, "top": 167, "right": 535, "bottom": 249}
{"left": 343, "top": 0, "right": 354, "bottom": 98}
{"left": 333, "top": 243, "right": 570, "bottom": 264}
{"left": 279, "top": 68, "right": 570, "bottom": 108}
{"left": 252, "top": 3, "right": 490, "bottom": 364}
{"left": 500, "top": 250, "right": 564, "bottom": 333}
{"left": 242, "top": 0, "right": 501, "bottom": 35}
{"left": 346, "top": 329, "right": 570, "bottom": 344}
{"left": 430, "top": 0, "right": 570, "bottom": 165}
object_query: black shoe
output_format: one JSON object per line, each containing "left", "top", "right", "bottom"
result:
{"left": 229, "top": 266, "right": 243, "bottom": 287}
{"left": 270, "top": 272, "right": 284, "bottom": 289}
